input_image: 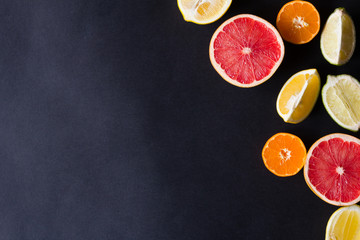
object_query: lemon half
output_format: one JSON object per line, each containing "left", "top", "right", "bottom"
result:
{"left": 326, "top": 205, "right": 360, "bottom": 240}
{"left": 177, "top": 0, "right": 232, "bottom": 25}
{"left": 276, "top": 69, "right": 320, "bottom": 124}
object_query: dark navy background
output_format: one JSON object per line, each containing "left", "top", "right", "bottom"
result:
{"left": 0, "top": 0, "right": 359, "bottom": 239}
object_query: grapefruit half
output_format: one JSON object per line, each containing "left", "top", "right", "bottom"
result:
{"left": 209, "top": 14, "right": 285, "bottom": 88}
{"left": 304, "top": 133, "right": 360, "bottom": 206}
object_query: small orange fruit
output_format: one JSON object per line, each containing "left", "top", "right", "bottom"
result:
{"left": 276, "top": 1, "right": 320, "bottom": 44}
{"left": 262, "top": 133, "right": 307, "bottom": 177}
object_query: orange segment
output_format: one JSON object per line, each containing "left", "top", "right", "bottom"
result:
{"left": 276, "top": 1, "right": 320, "bottom": 44}
{"left": 262, "top": 133, "right": 307, "bottom": 177}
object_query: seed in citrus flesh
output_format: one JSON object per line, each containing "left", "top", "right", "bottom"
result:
{"left": 322, "top": 74, "right": 360, "bottom": 132}
{"left": 209, "top": 14, "right": 284, "bottom": 88}
{"left": 320, "top": 8, "right": 356, "bottom": 66}
{"left": 177, "top": 0, "right": 232, "bottom": 25}
{"left": 304, "top": 133, "right": 360, "bottom": 206}
{"left": 262, "top": 133, "right": 306, "bottom": 177}
{"left": 276, "top": 69, "right": 320, "bottom": 124}
{"left": 276, "top": 1, "right": 320, "bottom": 44}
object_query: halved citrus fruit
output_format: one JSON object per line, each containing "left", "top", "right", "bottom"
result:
{"left": 322, "top": 74, "right": 360, "bottom": 132}
{"left": 209, "top": 14, "right": 285, "bottom": 88}
{"left": 177, "top": 0, "right": 232, "bottom": 25}
{"left": 262, "top": 133, "right": 307, "bottom": 177}
{"left": 325, "top": 205, "right": 360, "bottom": 240}
{"left": 320, "top": 8, "right": 356, "bottom": 66}
{"left": 276, "top": 1, "right": 320, "bottom": 44}
{"left": 276, "top": 69, "right": 320, "bottom": 124}
{"left": 304, "top": 133, "right": 360, "bottom": 206}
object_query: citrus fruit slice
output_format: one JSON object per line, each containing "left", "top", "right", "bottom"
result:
{"left": 209, "top": 14, "right": 284, "bottom": 88}
{"left": 325, "top": 205, "right": 360, "bottom": 240}
{"left": 322, "top": 74, "right": 360, "bottom": 132}
{"left": 304, "top": 133, "right": 360, "bottom": 206}
{"left": 276, "top": 69, "right": 320, "bottom": 124}
{"left": 276, "top": 0, "right": 320, "bottom": 44}
{"left": 177, "top": 0, "right": 232, "bottom": 25}
{"left": 262, "top": 133, "right": 307, "bottom": 177}
{"left": 320, "top": 8, "right": 356, "bottom": 66}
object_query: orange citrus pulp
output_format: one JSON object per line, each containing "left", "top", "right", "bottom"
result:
{"left": 276, "top": 1, "right": 320, "bottom": 44}
{"left": 262, "top": 133, "right": 307, "bottom": 177}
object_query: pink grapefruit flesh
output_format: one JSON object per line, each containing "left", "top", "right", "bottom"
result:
{"left": 209, "top": 14, "right": 285, "bottom": 88}
{"left": 304, "top": 133, "right": 360, "bottom": 206}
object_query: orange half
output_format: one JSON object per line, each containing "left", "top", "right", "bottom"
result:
{"left": 262, "top": 133, "right": 307, "bottom": 177}
{"left": 276, "top": 1, "right": 320, "bottom": 44}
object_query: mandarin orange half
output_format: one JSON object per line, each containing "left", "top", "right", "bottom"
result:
{"left": 276, "top": 1, "right": 320, "bottom": 44}
{"left": 262, "top": 133, "right": 307, "bottom": 177}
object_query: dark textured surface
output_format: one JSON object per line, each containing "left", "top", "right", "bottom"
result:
{"left": 0, "top": 0, "right": 359, "bottom": 239}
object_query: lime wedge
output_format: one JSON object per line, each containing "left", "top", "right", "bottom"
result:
{"left": 320, "top": 8, "right": 355, "bottom": 65}
{"left": 322, "top": 74, "right": 360, "bottom": 131}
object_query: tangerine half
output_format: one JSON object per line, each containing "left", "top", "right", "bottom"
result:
{"left": 262, "top": 133, "right": 307, "bottom": 177}
{"left": 276, "top": 1, "right": 320, "bottom": 44}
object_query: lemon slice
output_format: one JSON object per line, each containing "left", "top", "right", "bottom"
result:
{"left": 325, "top": 205, "right": 360, "bottom": 240}
{"left": 276, "top": 69, "right": 320, "bottom": 124}
{"left": 320, "top": 8, "right": 356, "bottom": 65}
{"left": 322, "top": 74, "right": 360, "bottom": 132}
{"left": 177, "top": 0, "right": 232, "bottom": 25}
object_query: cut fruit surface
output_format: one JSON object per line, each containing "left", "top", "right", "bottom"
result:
{"left": 320, "top": 8, "right": 355, "bottom": 65}
{"left": 209, "top": 14, "right": 284, "bottom": 88}
{"left": 322, "top": 74, "right": 360, "bottom": 132}
{"left": 262, "top": 133, "right": 306, "bottom": 177}
{"left": 304, "top": 133, "right": 360, "bottom": 206}
{"left": 177, "top": 0, "right": 232, "bottom": 25}
{"left": 326, "top": 205, "right": 360, "bottom": 240}
{"left": 276, "top": 69, "right": 320, "bottom": 124}
{"left": 276, "top": 1, "right": 320, "bottom": 44}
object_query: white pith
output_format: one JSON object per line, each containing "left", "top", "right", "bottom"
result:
{"left": 279, "top": 148, "right": 291, "bottom": 165}
{"left": 293, "top": 16, "right": 308, "bottom": 29}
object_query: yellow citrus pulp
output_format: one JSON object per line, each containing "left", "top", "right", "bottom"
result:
{"left": 276, "top": 69, "right": 320, "bottom": 124}
{"left": 177, "top": 0, "right": 232, "bottom": 24}
{"left": 325, "top": 205, "right": 360, "bottom": 240}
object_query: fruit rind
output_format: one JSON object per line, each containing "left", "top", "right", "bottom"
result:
{"left": 209, "top": 14, "right": 285, "bottom": 88}
{"left": 276, "top": 69, "right": 320, "bottom": 124}
{"left": 304, "top": 133, "right": 360, "bottom": 206}
{"left": 322, "top": 74, "right": 360, "bottom": 132}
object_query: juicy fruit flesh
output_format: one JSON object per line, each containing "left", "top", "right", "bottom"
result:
{"left": 276, "top": 1, "right": 320, "bottom": 44}
{"left": 277, "top": 70, "right": 320, "bottom": 123}
{"left": 320, "top": 8, "right": 355, "bottom": 65}
{"left": 213, "top": 17, "right": 283, "bottom": 84}
{"left": 324, "top": 75, "right": 360, "bottom": 130}
{"left": 307, "top": 137, "right": 360, "bottom": 204}
{"left": 263, "top": 133, "right": 306, "bottom": 176}
{"left": 326, "top": 206, "right": 360, "bottom": 240}
{"left": 180, "top": 0, "right": 228, "bottom": 22}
